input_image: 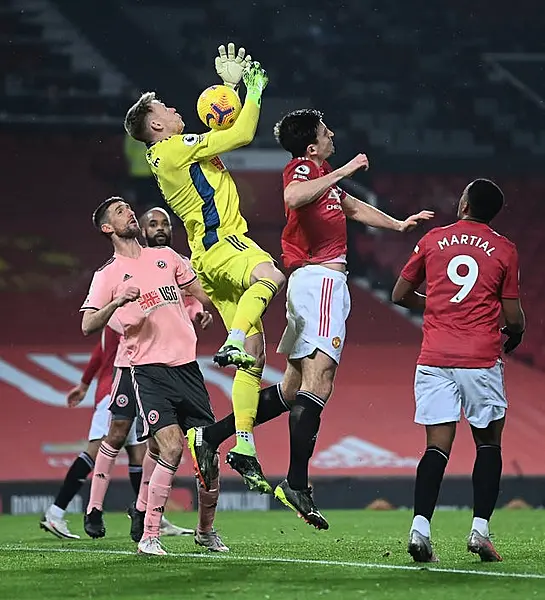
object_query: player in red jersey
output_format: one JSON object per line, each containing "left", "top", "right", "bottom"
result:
{"left": 392, "top": 179, "right": 525, "bottom": 563}
{"left": 81, "top": 197, "right": 227, "bottom": 555}
{"left": 40, "top": 325, "right": 144, "bottom": 539}
{"left": 267, "top": 109, "right": 433, "bottom": 528}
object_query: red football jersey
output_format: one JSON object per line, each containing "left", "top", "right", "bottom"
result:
{"left": 81, "top": 325, "right": 120, "bottom": 406}
{"left": 401, "top": 220, "right": 519, "bottom": 368}
{"left": 281, "top": 158, "right": 347, "bottom": 269}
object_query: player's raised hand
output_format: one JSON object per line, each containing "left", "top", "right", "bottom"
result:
{"left": 215, "top": 43, "right": 252, "bottom": 90}
{"left": 195, "top": 310, "right": 213, "bottom": 330}
{"left": 116, "top": 286, "right": 140, "bottom": 307}
{"left": 398, "top": 210, "right": 435, "bottom": 232}
{"left": 67, "top": 383, "right": 88, "bottom": 407}
{"left": 243, "top": 61, "right": 269, "bottom": 99}
{"left": 339, "top": 153, "right": 369, "bottom": 178}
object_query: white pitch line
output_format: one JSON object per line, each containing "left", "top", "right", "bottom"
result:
{"left": 1, "top": 545, "right": 545, "bottom": 580}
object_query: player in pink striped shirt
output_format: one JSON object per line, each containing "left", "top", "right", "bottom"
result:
{"left": 83, "top": 207, "right": 211, "bottom": 543}
{"left": 81, "top": 197, "right": 226, "bottom": 555}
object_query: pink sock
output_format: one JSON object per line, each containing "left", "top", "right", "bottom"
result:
{"left": 136, "top": 450, "right": 158, "bottom": 512}
{"left": 86, "top": 442, "right": 119, "bottom": 513}
{"left": 143, "top": 460, "right": 177, "bottom": 540}
{"left": 198, "top": 476, "right": 219, "bottom": 534}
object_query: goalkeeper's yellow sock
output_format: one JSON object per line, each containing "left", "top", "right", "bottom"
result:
{"left": 227, "top": 279, "right": 279, "bottom": 343}
{"left": 231, "top": 366, "right": 263, "bottom": 456}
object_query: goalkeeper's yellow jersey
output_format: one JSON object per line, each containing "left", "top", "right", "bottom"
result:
{"left": 146, "top": 100, "right": 260, "bottom": 257}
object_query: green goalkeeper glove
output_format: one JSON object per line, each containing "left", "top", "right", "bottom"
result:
{"left": 214, "top": 42, "right": 252, "bottom": 90}
{"left": 242, "top": 61, "right": 269, "bottom": 105}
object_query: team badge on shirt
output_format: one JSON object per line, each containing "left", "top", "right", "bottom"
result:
{"left": 156, "top": 260, "right": 167, "bottom": 269}
{"left": 332, "top": 336, "right": 342, "bottom": 349}
{"left": 148, "top": 410, "right": 159, "bottom": 425}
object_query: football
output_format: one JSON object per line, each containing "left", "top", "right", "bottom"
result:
{"left": 196, "top": 85, "right": 242, "bottom": 131}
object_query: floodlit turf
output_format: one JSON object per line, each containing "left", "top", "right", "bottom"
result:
{"left": 1, "top": 510, "right": 544, "bottom": 599}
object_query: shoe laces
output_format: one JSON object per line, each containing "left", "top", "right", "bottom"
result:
{"left": 148, "top": 536, "right": 165, "bottom": 550}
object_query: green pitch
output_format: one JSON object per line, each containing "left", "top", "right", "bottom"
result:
{"left": 1, "top": 510, "right": 544, "bottom": 599}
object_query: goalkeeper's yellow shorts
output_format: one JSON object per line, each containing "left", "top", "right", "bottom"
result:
{"left": 191, "top": 233, "right": 274, "bottom": 336}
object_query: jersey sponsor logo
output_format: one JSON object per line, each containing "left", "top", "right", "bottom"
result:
{"left": 332, "top": 336, "right": 342, "bottom": 349}
{"left": 137, "top": 285, "right": 179, "bottom": 313}
{"left": 116, "top": 394, "right": 128, "bottom": 408}
{"left": 312, "top": 436, "right": 419, "bottom": 469}
{"left": 326, "top": 204, "right": 343, "bottom": 211}
{"left": 209, "top": 155, "right": 226, "bottom": 171}
{"left": 147, "top": 410, "right": 159, "bottom": 425}
{"left": 295, "top": 164, "right": 311, "bottom": 175}
{"left": 292, "top": 174, "right": 308, "bottom": 180}
{"left": 437, "top": 234, "right": 496, "bottom": 257}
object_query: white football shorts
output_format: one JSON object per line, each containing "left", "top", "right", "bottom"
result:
{"left": 88, "top": 395, "right": 141, "bottom": 445}
{"left": 277, "top": 265, "right": 351, "bottom": 364}
{"left": 414, "top": 360, "right": 507, "bottom": 428}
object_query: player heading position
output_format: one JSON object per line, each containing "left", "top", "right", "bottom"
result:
{"left": 392, "top": 179, "right": 525, "bottom": 563}
{"left": 124, "top": 45, "right": 285, "bottom": 492}
{"left": 269, "top": 109, "right": 433, "bottom": 528}
{"left": 81, "top": 196, "right": 227, "bottom": 555}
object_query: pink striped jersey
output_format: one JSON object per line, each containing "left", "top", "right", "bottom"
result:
{"left": 81, "top": 246, "right": 198, "bottom": 367}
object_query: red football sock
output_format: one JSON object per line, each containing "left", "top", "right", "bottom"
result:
{"left": 86, "top": 442, "right": 119, "bottom": 513}
{"left": 136, "top": 450, "right": 158, "bottom": 512}
{"left": 197, "top": 476, "right": 219, "bottom": 534}
{"left": 142, "top": 460, "right": 177, "bottom": 540}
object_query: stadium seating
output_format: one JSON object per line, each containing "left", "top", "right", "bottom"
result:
{"left": 0, "top": 2, "right": 134, "bottom": 120}
{"left": 68, "top": 0, "right": 544, "bottom": 160}
{"left": 2, "top": 0, "right": 542, "bottom": 163}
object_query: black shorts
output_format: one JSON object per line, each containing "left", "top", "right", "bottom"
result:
{"left": 109, "top": 367, "right": 137, "bottom": 421}
{"left": 131, "top": 361, "right": 215, "bottom": 441}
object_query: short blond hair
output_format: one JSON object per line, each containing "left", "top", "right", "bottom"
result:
{"left": 124, "top": 92, "right": 156, "bottom": 142}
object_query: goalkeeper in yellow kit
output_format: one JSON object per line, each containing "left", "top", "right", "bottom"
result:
{"left": 124, "top": 44, "right": 285, "bottom": 493}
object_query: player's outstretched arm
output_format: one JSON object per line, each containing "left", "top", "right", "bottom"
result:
{"left": 285, "top": 154, "right": 369, "bottom": 210}
{"left": 342, "top": 192, "right": 435, "bottom": 231}
{"left": 81, "top": 286, "right": 140, "bottom": 336}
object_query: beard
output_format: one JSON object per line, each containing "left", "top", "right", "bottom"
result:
{"left": 146, "top": 232, "right": 171, "bottom": 247}
{"left": 117, "top": 224, "right": 140, "bottom": 239}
